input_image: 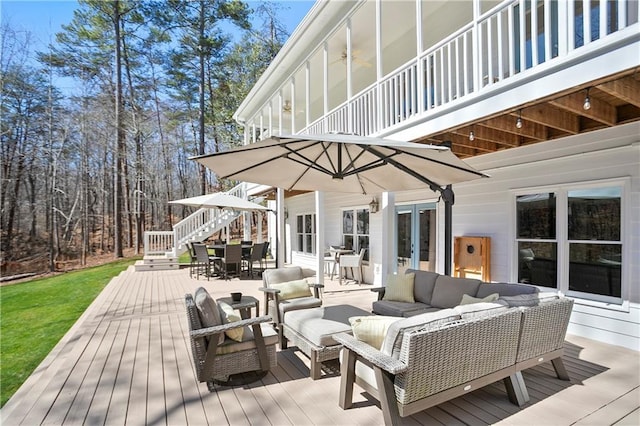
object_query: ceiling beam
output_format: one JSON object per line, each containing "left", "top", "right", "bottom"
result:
{"left": 483, "top": 115, "right": 548, "bottom": 140}
{"left": 597, "top": 76, "right": 640, "bottom": 108}
{"left": 521, "top": 104, "right": 580, "bottom": 134}
{"left": 550, "top": 92, "right": 616, "bottom": 126}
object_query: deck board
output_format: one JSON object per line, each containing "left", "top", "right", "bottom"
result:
{"left": 2, "top": 266, "right": 638, "bottom": 425}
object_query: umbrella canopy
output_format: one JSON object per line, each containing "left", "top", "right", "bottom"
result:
{"left": 192, "top": 133, "right": 489, "bottom": 274}
{"left": 192, "top": 133, "right": 488, "bottom": 195}
{"left": 169, "top": 192, "right": 269, "bottom": 211}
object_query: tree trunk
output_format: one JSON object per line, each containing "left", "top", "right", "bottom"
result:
{"left": 113, "top": 0, "right": 124, "bottom": 258}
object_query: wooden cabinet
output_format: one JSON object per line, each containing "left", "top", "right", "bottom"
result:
{"left": 454, "top": 236, "right": 491, "bottom": 282}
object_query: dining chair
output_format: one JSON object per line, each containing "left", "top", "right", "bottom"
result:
{"left": 220, "top": 244, "right": 243, "bottom": 280}
{"left": 244, "top": 242, "right": 265, "bottom": 278}
{"left": 260, "top": 241, "right": 270, "bottom": 270}
{"left": 193, "top": 242, "right": 221, "bottom": 280}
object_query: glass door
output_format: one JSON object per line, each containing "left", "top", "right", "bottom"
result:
{"left": 395, "top": 203, "right": 436, "bottom": 273}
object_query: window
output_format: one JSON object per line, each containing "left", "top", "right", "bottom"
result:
{"left": 515, "top": 182, "right": 624, "bottom": 303}
{"left": 342, "top": 208, "right": 370, "bottom": 261}
{"left": 296, "top": 214, "right": 315, "bottom": 255}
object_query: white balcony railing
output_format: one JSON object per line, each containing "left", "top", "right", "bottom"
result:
{"left": 260, "top": 0, "right": 638, "bottom": 139}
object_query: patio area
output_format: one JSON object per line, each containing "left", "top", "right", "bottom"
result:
{"left": 2, "top": 265, "right": 638, "bottom": 425}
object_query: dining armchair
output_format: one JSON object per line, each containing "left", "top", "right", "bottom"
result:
{"left": 244, "top": 242, "right": 265, "bottom": 278}
{"left": 338, "top": 248, "right": 366, "bottom": 284}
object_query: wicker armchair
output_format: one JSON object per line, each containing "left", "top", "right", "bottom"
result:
{"left": 185, "top": 289, "right": 278, "bottom": 390}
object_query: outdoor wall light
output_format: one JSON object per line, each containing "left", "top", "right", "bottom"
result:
{"left": 583, "top": 88, "right": 591, "bottom": 110}
{"left": 469, "top": 130, "right": 475, "bottom": 141}
{"left": 369, "top": 197, "right": 379, "bottom": 213}
{"left": 516, "top": 110, "right": 523, "bottom": 129}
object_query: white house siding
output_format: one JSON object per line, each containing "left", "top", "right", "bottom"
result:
{"left": 279, "top": 123, "right": 639, "bottom": 351}
{"left": 457, "top": 122, "right": 640, "bottom": 351}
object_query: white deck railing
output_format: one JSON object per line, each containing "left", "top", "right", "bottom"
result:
{"left": 284, "top": 0, "right": 638, "bottom": 138}
{"left": 143, "top": 184, "right": 247, "bottom": 257}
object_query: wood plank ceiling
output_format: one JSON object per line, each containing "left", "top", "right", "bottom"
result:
{"left": 417, "top": 69, "right": 640, "bottom": 159}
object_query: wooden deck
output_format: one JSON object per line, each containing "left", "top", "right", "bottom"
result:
{"left": 2, "top": 266, "right": 638, "bottom": 425}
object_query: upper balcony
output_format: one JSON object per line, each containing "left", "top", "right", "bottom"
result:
{"left": 236, "top": 0, "right": 640, "bottom": 159}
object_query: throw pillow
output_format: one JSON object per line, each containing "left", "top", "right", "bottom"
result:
{"left": 349, "top": 316, "right": 400, "bottom": 350}
{"left": 218, "top": 301, "right": 244, "bottom": 342}
{"left": 271, "top": 279, "right": 312, "bottom": 300}
{"left": 382, "top": 273, "right": 416, "bottom": 303}
{"left": 459, "top": 292, "right": 499, "bottom": 305}
{"left": 194, "top": 287, "right": 225, "bottom": 345}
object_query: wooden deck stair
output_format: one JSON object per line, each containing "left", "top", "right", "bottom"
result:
{"left": 134, "top": 255, "right": 180, "bottom": 271}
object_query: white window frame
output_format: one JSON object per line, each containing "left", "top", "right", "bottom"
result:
{"left": 295, "top": 213, "right": 316, "bottom": 255}
{"left": 511, "top": 177, "right": 629, "bottom": 309}
{"left": 341, "top": 206, "right": 370, "bottom": 262}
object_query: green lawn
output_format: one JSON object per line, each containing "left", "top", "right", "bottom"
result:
{"left": 0, "top": 257, "right": 138, "bottom": 407}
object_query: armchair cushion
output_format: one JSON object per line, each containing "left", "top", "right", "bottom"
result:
{"left": 454, "top": 301, "right": 510, "bottom": 320}
{"left": 219, "top": 301, "right": 244, "bottom": 342}
{"left": 460, "top": 292, "right": 499, "bottom": 305}
{"left": 383, "top": 273, "right": 415, "bottom": 303}
{"left": 349, "top": 315, "right": 400, "bottom": 350}
{"left": 500, "top": 292, "right": 560, "bottom": 307}
{"left": 271, "top": 279, "right": 312, "bottom": 300}
{"left": 216, "top": 323, "right": 279, "bottom": 355}
{"left": 194, "top": 287, "right": 225, "bottom": 345}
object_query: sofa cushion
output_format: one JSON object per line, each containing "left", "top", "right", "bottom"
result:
{"left": 383, "top": 273, "right": 415, "bottom": 303}
{"left": 500, "top": 291, "right": 560, "bottom": 307}
{"left": 407, "top": 269, "right": 439, "bottom": 304}
{"left": 194, "top": 287, "right": 225, "bottom": 345}
{"left": 430, "top": 276, "right": 482, "bottom": 308}
{"left": 372, "top": 300, "right": 433, "bottom": 317}
{"left": 380, "top": 309, "right": 460, "bottom": 358}
{"left": 219, "top": 301, "right": 244, "bottom": 342}
{"left": 476, "top": 282, "right": 539, "bottom": 298}
{"left": 460, "top": 292, "right": 499, "bottom": 305}
{"left": 271, "top": 279, "right": 312, "bottom": 300}
{"left": 454, "top": 301, "right": 510, "bottom": 320}
{"left": 350, "top": 315, "right": 401, "bottom": 350}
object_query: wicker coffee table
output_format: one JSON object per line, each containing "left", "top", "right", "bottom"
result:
{"left": 282, "top": 304, "right": 371, "bottom": 380}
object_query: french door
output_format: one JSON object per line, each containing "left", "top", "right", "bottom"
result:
{"left": 395, "top": 203, "right": 437, "bottom": 273}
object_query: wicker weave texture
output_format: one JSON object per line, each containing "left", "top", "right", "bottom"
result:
{"left": 394, "top": 310, "right": 521, "bottom": 405}
{"left": 516, "top": 298, "right": 574, "bottom": 362}
{"left": 185, "top": 294, "right": 277, "bottom": 383}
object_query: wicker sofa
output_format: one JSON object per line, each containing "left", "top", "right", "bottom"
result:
{"left": 371, "top": 268, "right": 539, "bottom": 317}
{"left": 333, "top": 270, "right": 574, "bottom": 425}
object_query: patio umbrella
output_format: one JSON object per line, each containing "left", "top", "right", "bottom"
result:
{"left": 169, "top": 192, "right": 269, "bottom": 211}
{"left": 192, "top": 133, "right": 489, "bottom": 274}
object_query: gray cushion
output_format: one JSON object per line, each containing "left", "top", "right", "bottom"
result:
{"left": 407, "top": 269, "right": 439, "bottom": 304}
{"left": 372, "top": 300, "right": 431, "bottom": 317}
{"left": 476, "top": 282, "right": 539, "bottom": 298}
{"left": 284, "top": 304, "right": 370, "bottom": 346}
{"left": 380, "top": 309, "right": 460, "bottom": 358}
{"left": 430, "top": 276, "right": 482, "bottom": 308}
{"left": 194, "top": 287, "right": 225, "bottom": 344}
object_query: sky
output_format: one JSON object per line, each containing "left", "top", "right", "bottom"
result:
{"left": 1, "top": 0, "right": 315, "bottom": 62}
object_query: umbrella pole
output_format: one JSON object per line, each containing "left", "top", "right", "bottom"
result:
{"left": 442, "top": 185, "right": 454, "bottom": 276}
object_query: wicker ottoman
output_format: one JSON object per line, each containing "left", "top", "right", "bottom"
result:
{"left": 282, "top": 304, "right": 371, "bottom": 379}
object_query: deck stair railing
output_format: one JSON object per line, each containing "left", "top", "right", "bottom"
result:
{"left": 143, "top": 184, "right": 247, "bottom": 257}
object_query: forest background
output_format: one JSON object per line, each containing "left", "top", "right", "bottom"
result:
{"left": 1, "top": 0, "right": 311, "bottom": 277}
